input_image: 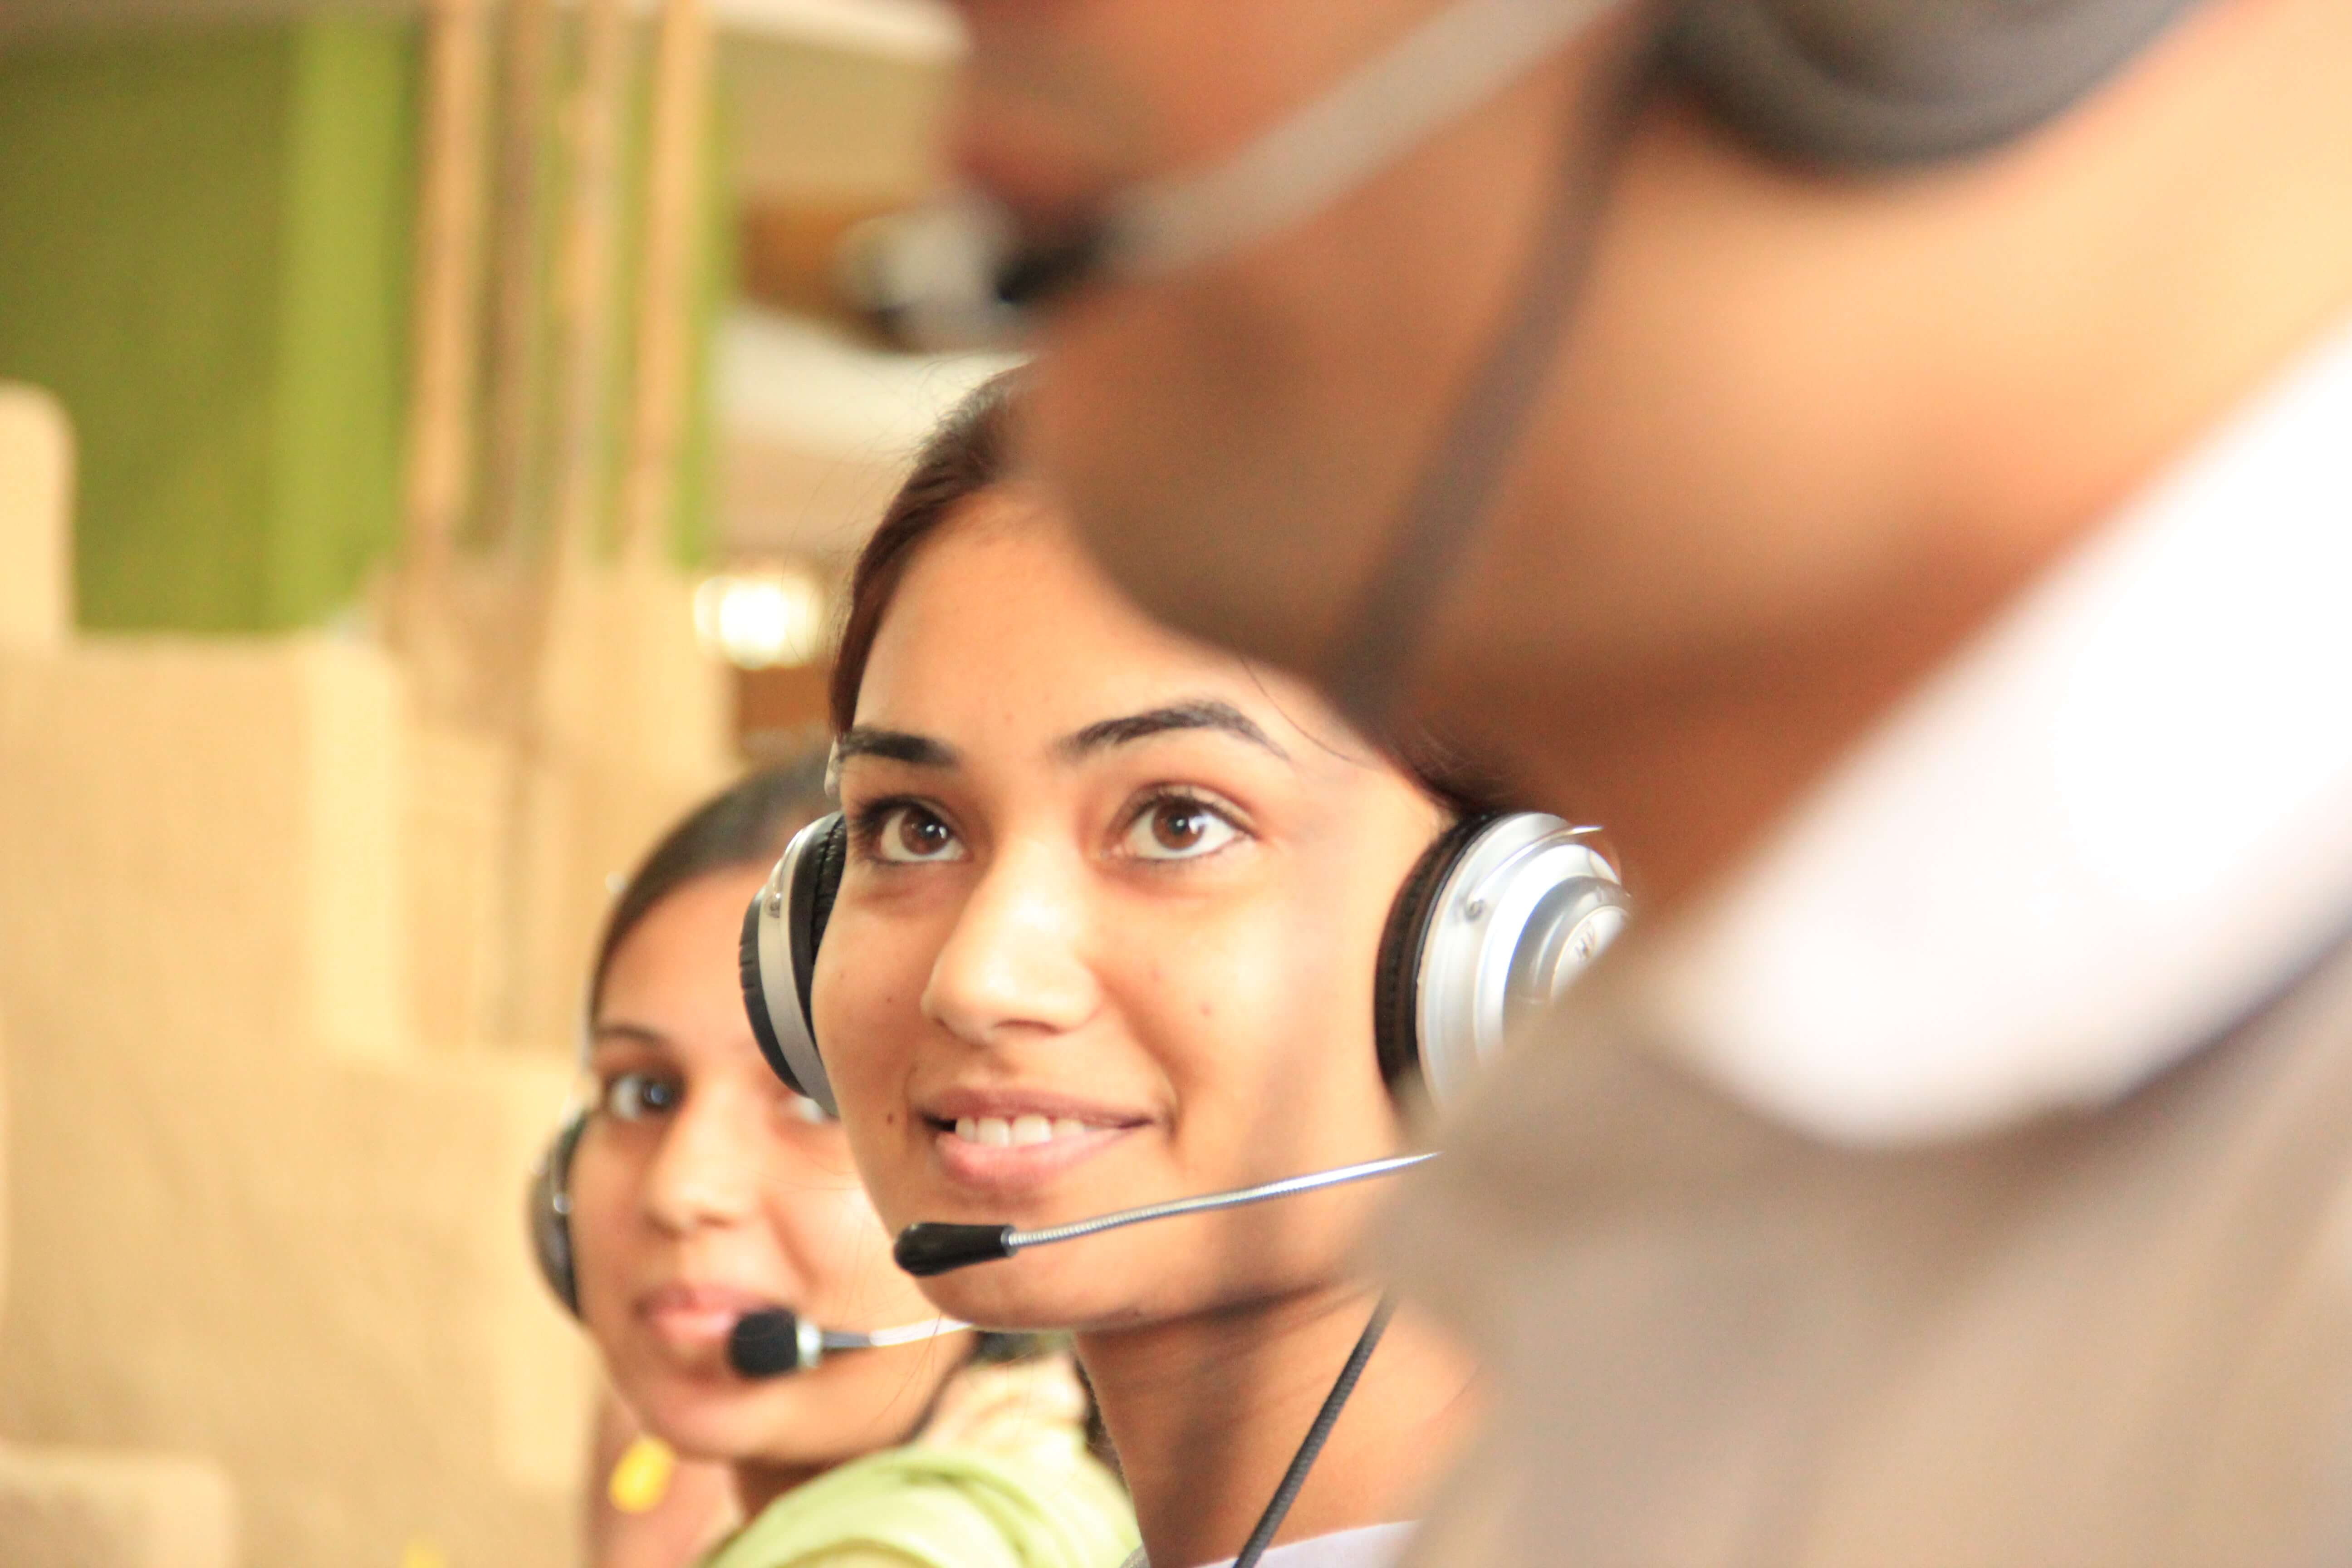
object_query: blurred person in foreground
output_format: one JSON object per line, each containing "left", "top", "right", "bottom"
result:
{"left": 926, "top": 0, "right": 2352, "bottom": 1562}
{"left": 543, "top": 762, "right": 1134, "bottom": 1568}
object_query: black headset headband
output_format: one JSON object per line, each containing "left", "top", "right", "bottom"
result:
{"left": 1668, "top": 0, "right": 2202, "bottom": 167}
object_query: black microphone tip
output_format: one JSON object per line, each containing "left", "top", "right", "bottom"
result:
{"left": 893, "top": 1222, "right": 1018, "bottom": 1277}
{"left": 992, "top": 230, "right": 1101, "bottom": 309}
{"left": 727, "top": 1308, "right": 806, "bottom": 1379}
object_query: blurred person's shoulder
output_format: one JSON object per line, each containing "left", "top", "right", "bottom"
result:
{"left": 1381, "top": 305, "right": 2352, "bottom": 1566}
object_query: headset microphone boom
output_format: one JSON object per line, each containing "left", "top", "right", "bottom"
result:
{"left": 725, "top": 1307, "right": 970, "bottom": 1379}
{"left": 892, "top": 1152, "right": 1436, "bottom": 1277}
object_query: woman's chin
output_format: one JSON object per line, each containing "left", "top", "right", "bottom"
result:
{"left": 624, "top": 1394, "right": 746, "bottom": 1464}
{"left": 624, "top": 1372, "right": 789, "bottom": 1450}
{"left": 643, "top": 1400, "right": 847, "bottom": 1472}
{"left": 915, "top": 1255, "right": 1182, "bottom": 1336}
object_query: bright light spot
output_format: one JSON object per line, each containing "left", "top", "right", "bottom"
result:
{"left": 694, "top": 566, "right": 829, "bottom": 669}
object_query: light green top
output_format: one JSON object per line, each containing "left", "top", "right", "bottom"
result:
{"left": 701, "top": 1442, "right": 1137, "bottom": 1568}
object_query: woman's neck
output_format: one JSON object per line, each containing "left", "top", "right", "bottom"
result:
{"left": 729, "top": 1396, "right": 933, "bottom": 1520}
{"left": 731, "top": 1456, "right": 828, "bottom": 1521}
{"left": 726, "top": 1339, "right": 980, "bottom": 1521}
{"left": 1078, "top": 1283, "right": 1479, "bottom": 1568}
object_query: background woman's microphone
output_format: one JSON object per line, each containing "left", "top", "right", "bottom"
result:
{"left": 726, "top": 1309, "right": 969, "bottom": 1379}
{"left": 892, "top": 1152, "right": 1435, "bottom": 1277}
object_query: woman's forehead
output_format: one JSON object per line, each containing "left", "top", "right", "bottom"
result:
{"left": 855, "top": 496, "right": 1351, "bottom": 756}
{"left": 596, "top": 870, "right": 768, "bottom": 1024}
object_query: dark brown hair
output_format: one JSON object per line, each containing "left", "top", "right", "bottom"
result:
{"left": 589, "top": 752, "right": 832, "bottom": 1015}
{"left": 828, "top": 370, "right": 1022, "bottom": 736}
{"left": 826, "top": 370, "right": 1503, "bottom": 816}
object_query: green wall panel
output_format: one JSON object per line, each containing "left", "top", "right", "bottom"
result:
{"left": 0, "top": 15, "right": 416, "bottom": 632}
{"left": 267, "top": 15, "right": 418, "bottom": 628}
{"left": 0, "top": 10, "right": 727, "bottom": 631}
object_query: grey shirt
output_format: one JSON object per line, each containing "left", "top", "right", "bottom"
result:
{"left": 1385, "top": 312, "right": 2352, "bottom": 1567}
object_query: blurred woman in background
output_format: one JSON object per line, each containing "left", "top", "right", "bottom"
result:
{"left": 534, "top": 759, "right": 1135, "bottom": 1568}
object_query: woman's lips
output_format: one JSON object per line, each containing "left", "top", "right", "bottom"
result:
{"left": 636, "top": 1283, "right": 778, "bottom": 1348}
{"left": 920, "top": 1091, "right": 1149, "bottom": 1197}
{"left": 931, "top": 1118, "right": 1136, "bottom": 1194}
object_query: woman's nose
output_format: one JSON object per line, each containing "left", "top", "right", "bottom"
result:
{"left": 640, "top": 1085, "right": 763, "bottom": 1236}
{"left": 922, "top": 839, "right": 1100, "bottom": 1047}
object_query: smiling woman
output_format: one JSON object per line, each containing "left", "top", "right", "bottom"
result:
{"left": 799, "top": 373, "right": 1488, "bottom": 1568}
{"left": 536, "top": 758, "right": 1136, "bottom": 1568}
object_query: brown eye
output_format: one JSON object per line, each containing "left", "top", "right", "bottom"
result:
{"left": 1154, "top": 802, "right": 1209, "bottom": 851}
{"left": 874, "top": 804, "right": 965, "bottom": 863}
{"left": 897, "top": 814, "right": 950, "bottom": 856}
{"left": 1122, "top": 796, "right": 1241, "bottom": 861}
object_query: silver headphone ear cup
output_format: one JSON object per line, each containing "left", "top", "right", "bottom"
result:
{"left": 740, "top": 813, "right": 846, "bottom": 1115}
{"left": 1664, "top": 0, "right": 2199, "bottom": 167}
{"left": 1404, "top": 813, "right": 1629, "bottom": 1110}
{"left": 527, "top": 1113, "right": 588, "bottom": 1317}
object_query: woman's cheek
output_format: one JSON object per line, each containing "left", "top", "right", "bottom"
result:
{"left": 566, "top": 1138, "right": 642, "bottom": 1348}
{"left": 811, "top": 919, "right": 882, "bottom": 1095}
{"left": 812, "top": 925, "right": 918, "bottom": 1225}
{"left": 822, "top": 1000, "right": 902, "bottom": 1130}
{"left": 1163, "top": 909, "right": 1334, "bottom": 1088}
{"left": 779, "top": 1180, "right": 895, "bottom": 1314}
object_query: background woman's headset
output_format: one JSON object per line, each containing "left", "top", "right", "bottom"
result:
{"left": 529, "top": 1110, "right": 589, "bottom": 1314}
{"left": 737, "top": 810, "right": 1628, "bottom": 1118}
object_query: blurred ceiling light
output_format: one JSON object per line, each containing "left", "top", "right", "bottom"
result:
{"left": 703, "top": 0, "right": 961, "bottom": 60}
{"left": 695, "top": 565, "right": 830, "bottom": 669}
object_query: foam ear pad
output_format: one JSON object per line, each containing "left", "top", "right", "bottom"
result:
{"left": 740, "top": 896, "right": 794, "bottom": 1093}
{"left": 526, "top": 1112, "right": 588, "bottom": 1317}
{"left": 1663, "top": 0, "right": 2200, "bottom": 167}
{"left": 739, "top": 814, "right": 849, "bottom": 1110}
{"left": 1374, "top": 814, "right": 1499, "bottom": 1099}
{"left": 791, "top": 816, "right": 849, "bottom": 1029}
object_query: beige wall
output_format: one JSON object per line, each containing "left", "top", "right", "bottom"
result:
{"left": 0, "top": 639, "right": 605, "bottom": 1568}
{"left": 0, "top": 382, "right": 242, "bottom": 1566}
{"left": 0, "top": 384, "right": 733, "bottom": 1565}
{"left": 0, "top": 1442, "right": 237, "bottom": 1568}
{"left": 0, "top": 642, "right": 415, "bottom": 1060}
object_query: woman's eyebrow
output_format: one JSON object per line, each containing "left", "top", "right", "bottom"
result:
{"left": 1058, "top": 699, "right": 1290, "bottom": 761}
{"left": 834, "top": 725, "right": 960, "bottom": 768}
{"left": 589, "top": 1020, "right": 670, "bottom": 1052}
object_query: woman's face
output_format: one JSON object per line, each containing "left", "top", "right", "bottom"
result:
{"left": 570, "top": 866, "right": 965, "bottom": 1465}
{"left": 816, "top": 491, "right": 1448, "bottom": 1332}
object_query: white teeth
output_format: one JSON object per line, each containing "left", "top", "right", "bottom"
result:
{"left": 950, "top": 1114, "right": 1103, "bottom": 1146}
